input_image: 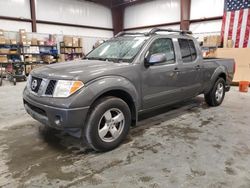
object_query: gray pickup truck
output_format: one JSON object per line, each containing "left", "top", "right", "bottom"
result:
{"left": 23, "top": 28, "right": 235, "bottom": 151}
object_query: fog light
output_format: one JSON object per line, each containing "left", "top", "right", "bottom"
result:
{"left": 55, "top": 115, "right": 62, "bottom": 126}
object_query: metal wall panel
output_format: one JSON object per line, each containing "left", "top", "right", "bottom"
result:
{"left": 124, "top": 0, "right": 181, "bottom": 29}
{"left": 190, "top": 0, "right": 224, "bottom": 20}
{"left": 37, "top": 23, "right": 113, "bottom": 38}
{"left": 0, "top": 0, "right": 31, "bottom": 18}
{"left": 0, "top": 20, "right": 31, "bottom": 32}
{"left": 36, "top": 0, "right": 112, "bottom": 28}
{"left": 190, "top": 20, "right": 222, "bottom": 41}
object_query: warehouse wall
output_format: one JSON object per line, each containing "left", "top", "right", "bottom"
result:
{"left": 190, "top": 0, "right": 224, "bottom": 40}
{"left": 124, "top": 0, "right": 180, "bottom": 29}
{"left": 124, "top": 0, "right": 224, "bottom": 39}
{"left": 0, "top": 0, "right": 113, "bottom": 38}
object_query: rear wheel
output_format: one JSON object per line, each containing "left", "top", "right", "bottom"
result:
{"left": 205, "top": 78, "right": 225, "bottom": 106}
{"left": 83, "top": 96, "right": 131, "bottom": 151}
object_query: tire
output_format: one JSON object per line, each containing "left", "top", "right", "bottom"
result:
{"left": 83, "top": 96, "right": 131, "bottom": 152}
{"left": 205, "top": 78, "right": 225, "bottom": 107}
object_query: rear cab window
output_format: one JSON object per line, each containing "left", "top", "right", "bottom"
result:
{"left": 178, "top": 38, "right": 197, "bottom": 63}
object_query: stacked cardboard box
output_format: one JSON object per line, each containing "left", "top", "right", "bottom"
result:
{"left": 0, "top": 29, "right": 5, "bottom": 45}
{"left": 19, "top": 29, "right": 27, "bottom": 45}
{"left": 63, "top": 36, "right": 73, "bottom": 47}
{"left": 31, "top": 38, "right": 38, "bottom": 45}
{"left": 38, "top": 40, "right": 45, "bottom": 46}
{"left": 0, "top": 55, "right": 8, "bottom": 63}
{"left": 203, "top": 35, "right": 222, "bottom": 47}
{"left": 42, "top": 55, "right": 56, "bottom": 64}
{"left": 72, "top": 37, "right": 78, "bottom": 47}
{"left": 10, "top": 39, "right": 17, "bottom": 45}
{"left": 0, "top": 48, "right": 9, "bottom": 54}
{"left": 78, "top": 38, "right": 83, "bottom": 47}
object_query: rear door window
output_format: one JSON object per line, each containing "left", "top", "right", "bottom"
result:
{"left": 178, "top": 39, "right": 197, "bottom": 63}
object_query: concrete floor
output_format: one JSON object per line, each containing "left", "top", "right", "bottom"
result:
{"left": 0, "top": 81, "right": 250, "bottom": 188}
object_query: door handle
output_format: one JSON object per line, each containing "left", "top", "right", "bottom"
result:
{"left": 195, "top": 65, "right": 201, "bottom": 70}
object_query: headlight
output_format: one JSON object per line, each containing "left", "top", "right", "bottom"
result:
{"left": 53, "top": 80, "right": 84, "bottom": 98}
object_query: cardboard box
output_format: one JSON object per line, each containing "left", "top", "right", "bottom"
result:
{"left": 10, "top": 39, "right": 17, "bottom": 45}
{"left": 215, "top": 48, "right": 250, "bottom": 82}
{"left": 27, "top": 40, "right": 31, "bottom": 45}
{"left": 73, "top": 37, "right": 78, "bottom": 47}
{"left": 19, "top": 29, "right": 26, "bottom": 34}
{"left": 226, "top": 40, "right": 234, "bottom": 48}
{"left": 0, "top": 49, "right": 9, "bottom": 54}
{"left": 75, "top": 47, "right": 82, "bottom": 53}
{"left": 38, "top": 40, "right": 45, "bottom": 46}
{"left": 63, "top": 36, "right": 73, "bottom": 47}
{"left": 203, "top": 35, "right": 222, "bottom": 47}
{"left": 0, "top": 29, "right": 4, "bottom": 36}
{"left": 31, "top": 38, "right": 38, "bottom": 45}
{"left": 78, "top": 38, "right": 83, "bottom": 47}
{"left": 0, "top": 55, "right": 8, "bottom": 63}
{"left": 58, "top": 54, "right": 65, "bottom": 62}
{"left": 0, "top": 36, "right": 6, "bottom": 44}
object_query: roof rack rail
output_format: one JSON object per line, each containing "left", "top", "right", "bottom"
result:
{"left": 148, "top": 28, "right": 192, "bottom": 35}
{"left": 115, "top": 31, "right": 146, "bottom": 37}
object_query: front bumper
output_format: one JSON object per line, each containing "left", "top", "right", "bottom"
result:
{"left": 23, "top": 90, "right": 89, "bottom": 130}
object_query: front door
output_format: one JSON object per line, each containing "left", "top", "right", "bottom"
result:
{"left": 141, "top": 38, "right": 182, "bottom": 109}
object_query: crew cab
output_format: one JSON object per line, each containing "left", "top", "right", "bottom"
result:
{"left": 23, "top": 28, "right": 235, "bottom": 151}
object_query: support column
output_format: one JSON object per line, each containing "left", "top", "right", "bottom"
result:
{"left": 30, "top": 0, "right": 37, "bottom": 32}
{"left": 111, "top": 6, "right": 124, "bottom": 35}
{"left": 180, "top": 0, "right": 191, "bottom": 30}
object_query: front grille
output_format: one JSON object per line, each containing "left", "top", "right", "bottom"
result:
{"left": 31, "top": 77, "right": 42, "bottom": 93}
{"left": 45, "top": 80, "right": 57, "bottom": 95}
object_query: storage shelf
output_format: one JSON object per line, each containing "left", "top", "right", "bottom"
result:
{"left": 61, "top": 53, "right": 83, "bottom": 55}
{"left": 61, "top": 46, "right": 82, "bottom": 48}
{"left": 0, "top": 53, "right": 20, "bottom": 55}
{"left": 22, "top": 45, "right": 57, "bottom": 48}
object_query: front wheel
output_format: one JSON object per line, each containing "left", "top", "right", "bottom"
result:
{"left": 205, "top": 78, "right": 225, "bottom": 106}
{"left": 83, "top": 96, "right": 131, "bottom": 151}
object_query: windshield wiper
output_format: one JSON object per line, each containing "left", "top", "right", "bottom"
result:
{"left": 87, "top": 57, "right": 107, "bottom": 61}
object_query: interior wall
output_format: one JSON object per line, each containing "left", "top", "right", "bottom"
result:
{"left": 0, "top": 0, "right": 31, "bottom": 19}
{"left": 36, "top": 0, "right": 112, "bottom": 29}
{"left": 0, "top": 0, "right": 113, "bottom": 38}
{"left": 190, "top": 20, "right": 222, "bottom": 41}
{"left": 124, "top": 0, "right": 180, "bottom": 29}
{"left": 190, "top": 0, "right": 224, "bottom": 20}
{"left": 190, "top": 0, "right": 224, "bottom": 39}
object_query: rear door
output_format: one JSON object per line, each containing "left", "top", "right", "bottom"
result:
{"left": 177, "top": 38, "right": 203, "bottom": 98}
{"left": 141, "top": 37, "right": 182, "bottom": 109}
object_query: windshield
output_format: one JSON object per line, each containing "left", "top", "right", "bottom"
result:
{"left": 86, "top": 36, "right": 149, "bottom": 62}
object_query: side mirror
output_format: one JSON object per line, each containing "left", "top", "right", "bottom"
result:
{"left": 145, "top": 53, "right": 166, "bottom": 66}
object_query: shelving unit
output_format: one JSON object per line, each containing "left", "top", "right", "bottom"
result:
{"left": 0, "top": 44, "right": 25, "bottom": 86}
{"left": 20, "top": 44, "right": 58, "bottom": 75}
{"left": 60, "top": 42, "right": 83, "bottom": 61}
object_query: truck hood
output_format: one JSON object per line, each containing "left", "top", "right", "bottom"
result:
{"left": 31, "top": 60, "right": 131, "bottom": 82}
